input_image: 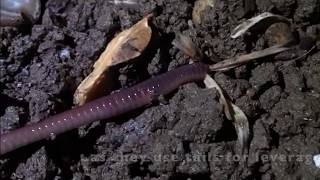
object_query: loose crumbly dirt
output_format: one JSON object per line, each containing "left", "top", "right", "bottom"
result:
{"left": 0, "top": 0, "right": 319, "bottom": 179}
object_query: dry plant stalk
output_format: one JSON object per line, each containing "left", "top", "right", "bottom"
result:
{"left": 74, "top": 14, "right": 152, "bottom": 105}
{"left": 209, "top": 45, "right": 290, "bottom": 71}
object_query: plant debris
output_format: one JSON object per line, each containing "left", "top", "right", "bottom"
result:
{"left": 110, "top": 0, "right": 138, "bottom": 5}
{"left": 192, "top": 0, "right": 215, "bottom": 25}
{"left": 231, "top": 12, "right": 290, "bottom": 39}
{"left": 210, "top": 45, "right": 290, "bottom": 71}
{"left": 173, "top": 33, "right": 292, "bottom": 72}
{"left": 204, "top": 75, "right": 249, "bottom": 154}
{"left": 74, "top": 14, "right": 152, "bottom": 105}
{"left": 172, "top": 33, "right": 203, "bottom": 60}
{"left": 264, "top": 22, "right": 295, "bottom": 46}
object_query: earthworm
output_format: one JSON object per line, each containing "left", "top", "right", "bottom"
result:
{"left": 0, "top": 0, "right": 41, "bottom": 26}
{"left": 0, "top": 63, "right": 209, "bottom": 155}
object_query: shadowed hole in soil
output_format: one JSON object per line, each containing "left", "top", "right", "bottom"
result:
{"left": 0, "top": 94, "right": 28, "bottom": 118}
{"left": 214, "top": 119, "right": 238, "bottom": 143}
{"left": 182, "top": 140, "right": 192, "bottom": 153}
{"left": 269, "top": 128, "right": 280, "bottom": 147}
{"left": 168, "top": 172, "right": 211, "bottom": 180}
{"left": 57, "top": 34, "right": 77, "bottom": 49}
{"left": 276, "top": 70, "right": 286, "bottom": 94}
{"left": 45, "top": 130, "right": 83, "bottom": 179}
{"left": 129, "top": 160, "right": 158, "bottom": 178}
{"left": 245, "top": 161, "right": 263, "bottom": 180}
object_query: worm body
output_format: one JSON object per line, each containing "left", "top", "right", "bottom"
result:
{"left": 0, "top": 63, "right": 209, "bottom": 155}
{"left": 0, "top": 0, "right": 41, "bottom": 26}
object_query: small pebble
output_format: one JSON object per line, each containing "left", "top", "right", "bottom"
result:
{"left": 16, "top": 82, "right": 22, "bottom": 88}
{"left": 22, "top": 68, "right": 29, "bottom": 76}
{"left": 313, "top": 154, "right": 320, "bottom": 168}
{"left": 0, "top": 58, "right": 5, "bottom": 65}
{"left": 58, "top": 48, "right": 71, "bottom": 60}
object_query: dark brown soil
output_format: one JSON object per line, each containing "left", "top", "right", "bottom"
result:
{"left": 1, "top": 0, "right": 320, "bottom": 179}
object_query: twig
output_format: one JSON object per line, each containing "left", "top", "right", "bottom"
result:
{"left": 210, "top": 45, "right": 290, "bottom": 71}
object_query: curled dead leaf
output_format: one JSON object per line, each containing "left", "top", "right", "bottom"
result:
{"left": 74, "top": 14, "right": 152, "bottom": 105}
{"left": 204, "top": 75, "right": 249, "bottom": 154}
{"left": 231, "top": 12, "right": 290, "bottom": 39}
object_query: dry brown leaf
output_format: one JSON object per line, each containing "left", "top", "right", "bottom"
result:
{"left": 74, "top": 14, "right": 152, "bottom": 105}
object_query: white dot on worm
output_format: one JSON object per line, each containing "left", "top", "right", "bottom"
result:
{"left": 49, "top": 132, "right": 56, "bottom": 140}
